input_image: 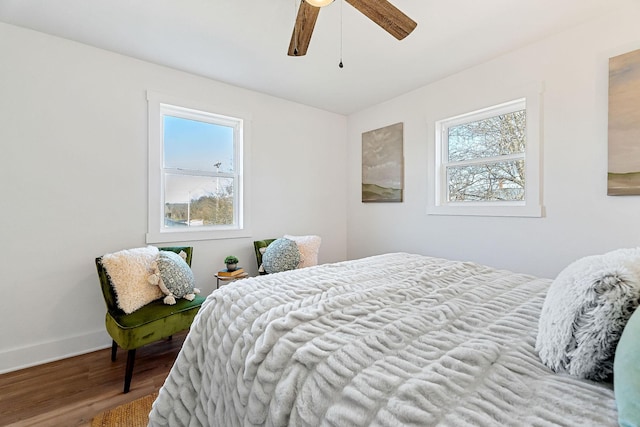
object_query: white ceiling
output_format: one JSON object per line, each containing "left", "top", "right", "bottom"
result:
{"left": 0, "top": 0, "right": 626, "bottom": 115}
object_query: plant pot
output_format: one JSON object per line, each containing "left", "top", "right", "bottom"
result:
{"left": 226, "top": 263, "right": 237, "bottom": 272}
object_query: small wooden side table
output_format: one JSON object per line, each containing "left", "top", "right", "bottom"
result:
{"left": 215, "top": 272, "right": 249, "bottom": 289}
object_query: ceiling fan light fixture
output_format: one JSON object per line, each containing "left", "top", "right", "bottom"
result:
{"left": 288, "top": 0, "right": 417, "bottom": 57}
{"left": 305, "top": 0, "right": 334, "bottom": 7}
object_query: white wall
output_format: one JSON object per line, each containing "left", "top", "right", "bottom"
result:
{"left": 0, "top": 23, "right": 347, "bottom": 373}
{"left": 347, "top": 2, "right": 640, "bottom": 279}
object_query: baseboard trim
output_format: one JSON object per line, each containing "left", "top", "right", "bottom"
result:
{"left": 0, "top": 330, "right": 111, "bottom": 374}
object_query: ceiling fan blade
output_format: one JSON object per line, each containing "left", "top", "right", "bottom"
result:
{"left": 288, "top": 1, "right": 321, "bottom": 57}
{"left": 345, "top": 0, "right": 417, "bottom": 40}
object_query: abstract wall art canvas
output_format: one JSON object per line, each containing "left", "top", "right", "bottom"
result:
{"left": 362, "top": 122, "right": 404, "bottom": 202}
{"left": 608, "top": 48, "right": 640, "bottom": 196}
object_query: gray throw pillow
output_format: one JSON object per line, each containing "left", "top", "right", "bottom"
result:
{"left": 157, "top": 251, "right": 196, "bottom": 300}
{"left": 536, "top": 248, "right": 640, "bottom": 380}
{"left": 262, "top": 238, "right": 300, "bottom": 274}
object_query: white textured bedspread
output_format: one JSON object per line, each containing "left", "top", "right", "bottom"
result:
{"left": 148, "top": 253, "right": 617, "bottom": 426}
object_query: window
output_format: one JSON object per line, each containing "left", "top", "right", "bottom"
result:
{"left": 430, "top": 89, "right": 542, "bottom": 217}
{"left": 147, "top": 91, "right": 251, "bottom": 243}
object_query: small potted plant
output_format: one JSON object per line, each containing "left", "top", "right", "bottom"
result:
{"left": 224, "top": 255, "right": 239, "bottom": 272}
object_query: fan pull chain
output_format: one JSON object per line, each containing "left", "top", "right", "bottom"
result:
{"left": 338, "top": 0, "right": 344, "bottom": 68}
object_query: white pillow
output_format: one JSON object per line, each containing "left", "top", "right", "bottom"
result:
{"left": 258, "top": 247, "right": 267, "bottom": 274}
{"left": 283, "top": 235, "right": 322, "bottom": 268}
{"left": 101, "top": 246, "right": 163, "bottom": 314}
{"left": 536, "top": 248, "right": 640, "bottom": 380}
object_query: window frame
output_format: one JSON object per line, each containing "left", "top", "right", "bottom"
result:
{"left": 428, "top": 85, "right": 542, "bottom": 218}
{"left": 146, "top": 91, "right": 251, "bottom": 243}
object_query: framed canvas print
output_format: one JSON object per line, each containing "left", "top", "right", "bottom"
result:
{"left": 362, "top": 122, "right": 404, "bottom": 202}
{"left": 608, "top": 48, "right": 640, "bottom": 196}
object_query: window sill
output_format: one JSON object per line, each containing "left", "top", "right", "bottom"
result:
{"left": 146, "top": 228, "right": 252, "bottom": 244}
{"left": 426, "top": 203, "right": 543, "bottom": 218}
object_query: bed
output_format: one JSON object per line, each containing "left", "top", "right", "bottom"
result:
{"left": 148, "top": 252, "right": 622, "bottom": 426}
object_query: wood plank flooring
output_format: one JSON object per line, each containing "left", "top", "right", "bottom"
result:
{"left": 0, "top": 331, "right": 186, "bottom": 427}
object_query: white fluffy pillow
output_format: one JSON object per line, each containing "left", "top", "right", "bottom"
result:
{"left": 536, "top": 248, "right": 640, "bottom": 380}
{"left": 284, "top": 234, "right": 321, "bottom": 268}
{"left": 101, "top": 246, "right": 163, "bottom": 314}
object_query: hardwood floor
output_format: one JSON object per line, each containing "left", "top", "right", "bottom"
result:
{"left": 0, "top": 331, "right": 187, "bottom": 427}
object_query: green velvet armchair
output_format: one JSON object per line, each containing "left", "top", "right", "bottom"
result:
{"left": 253, "top": 239, "right": 276, "bottom": 275}
{"left": 95, "top": 246, "right": 205, "bottom": 393}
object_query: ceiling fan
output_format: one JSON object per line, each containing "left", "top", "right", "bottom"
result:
{"left": 288, "top": 0, "right": 417, "bottom": 57}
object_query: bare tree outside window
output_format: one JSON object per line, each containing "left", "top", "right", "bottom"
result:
{"left": 444, "top": 109, "right": 526, "bottom": 202}
{"left": 430, "top": 90, "right": 542, "bottom": 218}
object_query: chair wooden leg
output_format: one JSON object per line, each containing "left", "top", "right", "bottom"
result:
{"left": 111, "top": 340, "right": 118, "bottom": 362}
{"left": 123, "top": 349, "right": 136, "bottom": 393}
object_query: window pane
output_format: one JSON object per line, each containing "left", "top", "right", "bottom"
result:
{"left": 164, "top": 115, "right": 234, "bottom": 173}
{"left": 164, "top": 174, "right": 235, "bottom": 227}
{"left": 447, "top": 160, "right": 525, "bottom": 202}
{"left": 448, "top": 110, "right": 526, "bottom": 162}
